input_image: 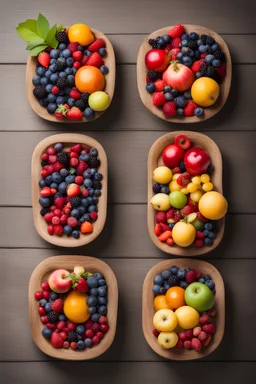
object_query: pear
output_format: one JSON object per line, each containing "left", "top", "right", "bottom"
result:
{"left": 150, "top": 193, "right": 171, "bottom": 211}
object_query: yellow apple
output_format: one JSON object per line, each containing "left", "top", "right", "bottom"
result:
{"left": 175, "top": 306, "right": 200, "bottom": 329}
{"left": 172, "top": 222, "right": 196, "bottom": 247}
{"left": 153, "top": 309, "right": 178, "bottom": 332}
{"left": 158, "top": 331, "right": 178, "bottom": 349}
{"left": 153, "top": 166, "right": 173, "bottom": 184}
{"left": 191, "top": 77, "right": 220, "bottom": 107}
{"left": 150, "top": 193, "right": 171, "bottom": 211}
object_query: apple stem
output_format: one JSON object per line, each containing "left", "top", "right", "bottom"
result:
{"left": 171, "top": 60, "right": 179, "bottom": 71}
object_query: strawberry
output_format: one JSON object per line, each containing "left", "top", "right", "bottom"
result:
{"left": 177, "top": 173, "right": 191, "bottom": 187}
{"left": 69, "top": 88, "right": 81, "bottom": 100}
{"left": 184, "top": 100, "right": 198, "bottom": 116}
{"left": 155, "top": 211, "right": 167, "bottom": 224}
{"left": 200, "top": 314, "right": 211, "bottom": 325}
{"left": 67, "top": 42, "right": 79, "bottom": 52}
{"left": 160, "top": 223, "right": 170, "bottom": 232}
{"left": 202, "top": 334, "right": 212, "bottom": 347}
{"left": 80, "top": 55, "right": 89, "bottom": 66}
{"left": 191, "top": 59, "right": 205, "bottom": 74}
{"left": 51, "top": 299, "right": 63, "bottom": 313}
{"left": 166, "top": 208, "right": 175, "bottom": 223}
{"left": 54, "top": 111, "right": 65, "bottom": 120}
{"left": 76, "top": 160, "right": 88, "bottom": 175}
{"left": 152, "top": 92, "right": 166, "bottom": 107}
{"left": 67, "top": 183, "right": 80, "bottom": 197}
{"left": 73, "top": 277, "right": 89, "bottom": 293}
{"left": 163, "top": 101, "right": 177, "bottom": 117}
{"left": 169, "top": 48, "right": 181, "bottom": 60}
{"left": 38, "top": 51, "right": 50, "bottom": 68}
{"left": 166, "top": 237, "right": 174, "bottom": 246}
{"left": 196, "top": 212, "right": 208, "bottom": 222}
{"left": 88, "top": 38, "right": 106, "bottom": 52}
{"left": 216, "top": 62, "right": 226, "bottom": 77}
{"left": 71, "top": 144, "right": 82, "bottom": 153}
{"left": 158, "top": 230, "right": 172, "bottom": 242}
{"left": 180, "top": 205, "right": 195, "bottom": 217}
{"left": 66, "top": 107, "right": 83, "bottom": 121}
{"left": 202, "top": 324, "right": 215, "bottom": 334}
{"left": 170, "top": 37, "right": 182, "bottom": 49}
{"left": 168, "top": 24, "right": 185, "bottom": 38}
{"left": 154, "top": 79, "right": 165, "bottom": 92}
{"left": 54, "top": 197, "right": 65, "bottom": 210}
{"left": 72, "top": 51, "right": 83, "bottom": 61}
{"left": 191, "top": 338, "right": 202, "bottom": 351}
{"left": 86, "top": 52, "right": 104, "bottom": 67}
{"left": 51, "top": 332, "right": 63, "bottom": 348}
{"left": 154, "top": 223, "right": 162, "bottom": 236}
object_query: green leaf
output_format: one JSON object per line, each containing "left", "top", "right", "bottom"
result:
{"left": 28, "top": 44, "right": 48, "bottom": 56}
{"left": 56, "top": 24, "right": 64, "bottom": 33}
{"left": 26, "top": 38, "right": 45, "bottom": 50}
{"left": 37, "top": 13, "right": 50, "bottom": 39}
{"left": 46, "top": 24, "right": 58, "bottom": 48}
{"left": 16, "top": 26, "right": 39, "bottom": 42}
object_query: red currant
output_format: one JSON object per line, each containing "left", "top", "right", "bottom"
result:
{"left": 34, "top": 291, "right": 43, "bottom": 300}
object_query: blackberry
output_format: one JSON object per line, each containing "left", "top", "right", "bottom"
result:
{"left": 55, "top": 57, "right": 66, "bottom": 72}
{"left": 93, "top": 180, "right": 102, "bottom": 190}
{"left": 89, "top": 155, "right": 100, "bottom": 169}
{"left": 187, "top": 40, "right": 197, "bottom": 50}
{"left": 153, "top": 183, "right": 161, "bottom": 194}
{"left": 200, "top": 64, "right": 208, "bottom": 76}
{"left": 57, "top": 151, "right": 70, "bottom": 165}
{"left": 40, "top": 207, "right": 50, "bottom": 216}
{"left": 201, "top": 34, "right": 208, "bottom": 44}
{"left": 206, "top": 65, "right": 217, "bottom": 78}
{"left": 168, "top": 275, "right": 180, "bottom": 287}
{"left": 147, "top": 70, "right": 161, "bottom": 82}
{"left": 47, "top": 311, "right": 59, "bottom": 323}
{"left": 213, "top": 50, "right": 225, "bottom": 60}
{"left": 80, "top": 92, "right": 90, "bottom": 105}
{"left": 57, "top": 78, "right": 68, "bottom": 90}
{"left": 75, "top": 99, "right": 86, "bottom": 111}
{"left": 152, "top": 41, "right": 158, "bottom": 48}
{"left": 206, "top": 36, "right": 215, "bottom": 46}
{"left": 179, "top": 161, "right": 186, "bottom": 173}
{"left": 70, "top": 196, "right": 81, "bottom": 208}
{"left": 68, "top": 331, "right": 78, "bottom": 343}
{"left": 33, "top": 85, "right": 46, "bottom": 100}
{"left": 207, "top": 163, "right": 214, "bottom": 176}
{"left": 56, "top": 30, "right": 69, "bottom": 44}
{"left": 148, "top": 38, "right": 155, "bottom": 46}
{"left": 48, "top": 196, "right": 54, "bottom": 205}
{"left": 41, "top": 160, "right": 48, "bottom": 166}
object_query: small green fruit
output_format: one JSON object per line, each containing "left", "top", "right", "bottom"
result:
{"left": 191, "top": 218, "right": 204, "bottom": 231}
{"left": 88, "top": 91, "right": 110, "bottom": 111}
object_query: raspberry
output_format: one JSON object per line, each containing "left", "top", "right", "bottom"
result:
{"left": 51, "top": 332, "right": 63, "bottom": 348}
{"left": 185, "top": 329, "right": 193, "bottom": 340}
{"left": 216, "top": 62, "right": 226, "bottom": 77}
{"left": 50, "top": 299, "right": 63, "bottom": 313}
{"left": 195, "top": 270, "right": 201, "bottom": 279}
{"left": 195, "top": 240, "right": 203, "bottom": 247}
{"left": 67, "top": 42, "right": 79, "bottom": 52}
{"left": 180, "top": 205, "right": 194, "bottom": 217}
{"left": 193, "top": 326, "right": 202, "bottom": 337}
{"left": 160, "top": 223, "right": 170, "bottom": 232}
{"left": 152, "top": 328, "right": 160, "bottom": 337}
{"left": 202, "top": 324, "right": 215, "bottom": 334}
{"left": 186, "top": 270, "right": 197, "bottom": 284}
{"left": 191, "top": 59, "right": 205, "bottom": 74}
{"left": 168, "top": 24, "right": 185, "bottom": 38}
{"left": 176, "top": 339, "right": 183, "bottom": 348}
{"left": 196, "top": 231, "right": 205, "bottom": 240}
{"left": 163, "top": 101, "right": 177, "bottom": 117}
{"left": 191, "top": 337, "right": 202, "bottom": 351}
{"left": 197, "top": 212, "right": 208, "bottom": 222}
{"left": 198, "top": 331, "right": 208, "bottom": 342}
{"left": 154, "top": 223, "right": 162, "bottom": 236}
{"left": 155, "top": 211, "right": 167, "bottom": 224}
{"left": 183, "top": 340, "right": 191, "bottom": 349}
{"left": 179, "top": 332, "right": 187, "bottom": 341}
{"left": 207, "top": 308, "right": 217, "bottom": 317}
{"left": 90, "top": 212, "right": 98, "bottom": 221}
{"left": 202, "top": 334, "right": 212, "bottom": 347}
{"left": 199, "top": 314, "right": 210, "bottom": 325}
{"left": 170, "top": 37, "right": 182, "bottom": 49}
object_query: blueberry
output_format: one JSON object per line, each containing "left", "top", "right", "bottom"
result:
{"left": 92, "top": 196, "right": 99, "bottom": 204}
{"left": 84, "top": 49, "right": 92, "bottom": 56}
{"left": 71, "top": 209, "right": 80, "bottom": 218}
{"left": 181, "top": 39, "right": 188, "bottom": 46}
{"left": 62, "top": 48, "right": 71, "bottom": 58}
{"left": 45, "top": 175, "right": 52, "bottom": 185}
{"left": 50, "top": 49, "right": 60, "bottom": 59}
{"left": 57, "top": 181, "right": 67, "bottom": 194}
{"left": 65, "top": 67, "right": 73, "bottom": 75}
{"left": 47, "top": 93, "right": 57, "bottom": 103}
{"left": 198, "top": 277, "right": 205, "bottom": 283}
{"left": 98, "top": 287, "right": 107, "bottom": 297}
{"left": 161, "top": 269, "right": 171, "bottom": 280}
{"left": 170, "top": 266, "right": 179, "bottom": 275}
{"left": 174, "top": 96, "right": 186, "bottom": 108}
{"left": 194, "top": 50, "right": 200, "bottom": 59}
{"left": 163, "top": 34, "right": 171, "bottom": 43}
{"left": 98, "top": 297, "right": 107, "bottom": 305}
{"left": 50, "top": 292, "right": 58, "bottom": 301}
{"left": 100, "top": 65, "right": 109, "bottom": 75}
{"left": 90, "top": 169, "right": 97, "bottom": 176}
{"left": 47, "top": 103, "right": 57, "bottom": 114}
{"left": 83, "top": 213, "right": 91, "bottom": 222}
{"left": 177, "top": 108, "right": 184, "bottom": 116}
{"left": 196, "top": 72, "right": 202, "bottom": 79}
{"left": 40, "top": 98, "right": 49, "bottom": 107}
{"left": 189, "top": 32, "right": 199, "bottom": 40}
{"left": 84, "top": 338, "right": 93, "bottom": 347}
{"left": 205, "top": 280, "right": 215, "bottom": 290}
{"left": 84, "top": 178, "right": 93, "bottom": 188}
{"left": 204, "top": 237, "right": 213, "bottom": 246}
{"left": 99, "top": 47, "right": 106, "bottom": 56}
{"left": 78, "top": 206, "right": 86, "bottom": 216}
{"left": 58, "top": 314, "right": 67, "bottom": 321}
{"left": 39, "top": 197, "right": 50, "bottom": 207}
{"left": 204, "top": 275, "right": 211, "bottom": 281}
{"left": 45, "top": 84, "right": 53, "bottom": 93}
{"left": 84, "top": 107, "right": 95, "bottom": 120}
{"left": 154, "top": 274, "right": 164, "bottom": 285}
{"left": 161, "top": 186, "right": 170, "bottom": 194}
{"left": 88, "top": 205, "right": 97, "bottom": 213}
{"left": 165, "top": 92, "right": 174, "bottom": 101}
{"left": 171, "top": 89, "right": 179, "bottom": 97}
{"left": 42, "top": 328, "right": 52, "bottom": 338}
{"left": 40, "top": 77, "right": 49, "bottom": 86}
{"left": 194, "top": 107, "right": 204, "bottom": 116}
{"left": 66, "top": 57, "right": 74, "bottom": 67}
{"left": 199, "top": 45, "right": 207, "bottom": 53}
{"left": 177, "top": 52, "right": 183, "bottom": 60}
{"left": 99, "top": 305, "right": 107, "bottom": 315}
{"left": 205, "top": 54, "right": 214, "bottom": 64}
{"left": 152, "top": 284, "right": 161, "bottom": 294}
{"left": 204, "top": 223, "right": 213, "bottom": 231}
{"left": 90, "top": 287, "right": 99, "bottom": 296}
{"left": 197, "top": 39, "right": 203, "bottom": 46}
{"left": 39, "top": 179, "right": 47, "bottom": 188}
{"left": 187, "top": 50, "right": 195, "bottom": 58}
{"left": 63, "top": 225, "right": 72, "bottom": 236}
{"left": 72, "top": 230, "right": 80, "bottom": 239}
{"left": 181, "top": 33, "right": 189, "bottom": 40}
{"left": 184, "top": 90, "right": 192, "bottom": 99}
{"left": 180, "top": 281, "right": 188, "bottom": 289}
{"left": 146, "top": 82, "right": 155, "bottom": 93}
{"left": 32, "top": 76, "right": 41, "bottom": 85}
{"left": 181, "top": 47, "right": 189, "bottom": 54}
{"left": 98, "top": 278, "right": 106, "bottom": 285}
{"left": 164, "top": 282, "right": 171, "bottom": 290}
{"left": 203, "top": 229, "right": 209, "bottom": 237}
{"left": 77, "top": 340, "right": 85, "bottom": 349}
{"left": 94, "top": 189, "right": 101, "bottom": 197}
{"left": 81, "top": 198, "right": 89, "bottom": 208}
{"left": 36, "top": 66, "right": 45, "bottom": 77}
{"left": 54, "top": 143, "right": 63, "bottom": 153}
{"left": 50, "top": 73, "right": 58, "bottom": 84}
{"left": 59, "top": 71, "right": 67, "bottom": 79}
{"left": 76, "top": 325, "right": 85, "bottom": 335}
{"left": 208, "top": 231, "right": 216, "bottom": 239}
{"left": 182, "top": 56, "right": 192, "bottom": 66}
{"left": 169, "top": 223, "right": 175, "bottom": 229}
{"left": 44, "top": 303, "right": 52, "bottom": 312}
{"left": 65, "top": 175, "right": 75, "bottom": 184}
{"left": 177, "top": 269, "right": 186, "bottom": 279}
{"left": 39, "top": 299, "right": 47, "bottom": 307}
{"left": 50, "top": 58, "right": 57, "bottom": 64}
{"left": 211, "top": 43, "right": 219, "bottom": 51}
{"left": 164, "top": 85, "right": 171, "bottom": 93}
{"left": 93, "top": 272, "right": 103, "bottom": 280}
{"left": 87, "top": 276, "right": 98, "bottom": 288}
{"left": 212, "top": 59, "right": 221, "bottom": 67}
{"left": 52, "top": 172, "right": 63, "bottom": 184}
{"left": 91, "top": 313, "right": 100, "bottom": 322}
{"left": 58, "top": 43, "right": 66, "bottom": 51}
{"left": 56, "top": 96, "right": 66, "bottom": 105}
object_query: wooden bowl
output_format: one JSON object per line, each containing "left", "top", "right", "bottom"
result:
{"left": 32, "top": 133, "right": 107, "bottom": 247}
{"left": 137, "top": 24, "right": 232, "bottom": 123}
{"left": 148, "top": 131, "right": 225, "bottom": 256}
{"left": 26, "top": 28, "right": 115, "bottom": 123}
{"left": 142, "top": 258, "right": 225, "bottom": 360}
{"left": 29, "top": 255, "right": 118, "bottom": 360}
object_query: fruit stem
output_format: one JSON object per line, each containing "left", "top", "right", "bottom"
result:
{"left": 171, "top": 60, "right": 179, "bottom": 71}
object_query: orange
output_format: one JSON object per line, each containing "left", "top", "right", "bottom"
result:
{"left": 68, "top": 23, "right": 94, "bottom": 46}
{"left": 165, "top": 287, "right": 185, "bottom": 309}
{"left": 154, "top": 295, "right": 172, "bottom": 311}
{"left": 75, "top": 66, "right": 105, "bottom": 94}
{"left": 63, "top": 291, "right": 90, "bottom": 323}
{"left": 81, "top": 221, "right": 93, "bottom": 233}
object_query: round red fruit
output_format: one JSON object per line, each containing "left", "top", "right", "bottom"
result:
{"left": 63, "top": 341, "right": 69, "bottom": 348}
{"left": 47, "top": 147, "right": 55, "bottom": 155}
{"left": 41, "top": 170, "right": 48, "bottom": 178}
{"left": 48, "top": 225, "right": 54, "bottom": 235}
{"left": 41, "top": 281, "right": 50, "bottom": 291}
{"left": 174, "top": 134, "right": 191, "bottom": 150}
{"left": 50, "top": 188, "right": 57, "bottom": 195}
{"left": 67, "top": 217, "right": 78, "bottom": 228}
{"left": 75, "top": 176, "right": 84, "bottom": 185}
{"left": 85, "top": 329, "right": 94, "bottom": 338}
{"left": 41, "top": 153, "right": 48, "bottom": 160}
{"left": 96, "top": 331, "right": 104, "bottom": 340}
{"left": 152, "top": 328, "right": 160, "bottom": 337}
{"left": 195, "top": 239, "right": 203, "bottom": 247}
{"left": 176, "top": 172, "right": 191, "bottom": 187}
{"left": 48, "top": 155, "right": 57, "bottom": 164}
{"left": 91, "top": 323, "right": 100, "bottom": 333}
{"left": 47, "top": 165, "right": 54, "bottom": 175}
{"left": 53, "top": 209, "right": 62, "bottom": 217}
{"left": 50, "top": 205, "right": 56, "bottom": 212}
{"left": 71, "top": 144, "right": 82, "bottom": 153}
{"left": 63, "top": 207, "right": 71, "bottom": 215}
{"left": 59, "top": 332, "right": 67, "bottom": 341}
{"left": 92, "top": 335, "right": 100, "bottom": 345}
{"left": 34, "top": 290, "right": 43, "bottom": 300}
{"left": 41, "top": 316, "right": 48, "bottom": 324}
{"left": 46, "top": 322, "right": 56, "bottom": 330}
{"left": 145, "top": 49, "right": 169, "bottom": 72}
{"left": 73, "top": 61, "right": 81, "bottom": 69}
{"left": 100, "top": 324, "right": 109, "bottom": 333}
{"left": 99, "top": 316, "right": 108, "bottom": 324}
{"left": 84, "top": 319, "right": 94, "bottom": 330}
{"left": 60, "top": 215, "right": 68, "bottom": 225}
{"left": 52, "top": 86, "right": 59, "bottom": 95}
{"left": 70, "top": 151, "right": 79, "bottom": 159}
{"left": 72, "top": 51, "right": 83, "bottom": 61}
{"left": 184, "top": 147, "right": 211, "bottom": 176}
{"left": 70, "top": 342, "right": 77, "bottom": 349}
{"left": 70, "top": 158, "right": 79, "bottom": 167}
{"left": 38, "top": 306, "right": 46, "bottom": 315}
{"left": 52, "top": 216, "right": 60, "bottom": 225}
{"left": 42, "top": 290, "right": 50, "bottom": 300}
{"left": 54, "top": 224, "right": 63, "bottom": 236}
{"left": 81, "top": 188, "right": 89, "bottom": 197}
{"left": 57, "top": 321, "right": 66, "bottom": 330}
{"left": 162, "top": 144, "right": 184, "bottom": 169}
{"left": 67, "top": 322, "right": 76, "bottom": 331}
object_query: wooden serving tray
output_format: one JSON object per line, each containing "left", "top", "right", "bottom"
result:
{"left": 32, "top": 133, "right": 107, "bottom": 247}
{"left": 137, "top": 24, "right": 232, "bottom": 123}
{"left": 26, "top": 28, "right": 116, "bottom": 123}
{"left": 148, "top": 131, "right": 225, "bottom": 256}
{"left": 29, "top": 255, "right": 118, "bottom": 360}
{"left": 142, "top": 259, "right": 225, "bottom": 360}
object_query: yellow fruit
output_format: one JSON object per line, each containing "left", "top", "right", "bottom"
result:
{"left": 172, "top": 222, "right": 196, "bottom": 247}
{"left": 68, "top": 24, "right": 94, "bottom": 46}
{"left": 154, "top": 295, "right": 171, "bottom": 311}
{"left": 158, "top": 331, "right": 178, "bottom": 349}
{"left": 150, "top": 193, "right": 171, "bottom": 211}
{"left": 169, "top": 180, "right": 182, "bottom": 192}
{"left": 190, "top": 190, "right": 203, "bottom": 203}
{"left": 63, "top": 291, "right": 90, "bottom": 323}
{"left": 201, "top": 174, "right": 210, "bottom": 183}
{"left": 181, "top": 187, "right": 189, "bottom": 194}
{"left": 153, "top": 309, "right": 178, "bottom": 332}
{"left": 153, "top": 166, "right": 173, "bottom": 184}
{"left": 187, "top": 182, "right": 198, "bottom": 193}
{"left": 191, "top": 77, "right": 220, "bottom": 107}
{"left": 202, "top": 182, "right": 213, "bottom": 192}
{"left": 175, "top": 306, "right": 200, "bottom": 329}
{"left": 191, "top": 176, "right": 201, "bottom": 185}
{"left": 199, "top": 191, "right": 228, "bottom": 220}
{"left": 172, "top": 173, "right": 180, "bottom": 181}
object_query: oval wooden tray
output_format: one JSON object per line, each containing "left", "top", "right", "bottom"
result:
{"left": 142, "top": 258, "right": 225, "bottom": 360}
{"left": 32, "top": 133, "right": 107, "bottom": 247}
{"left": 137, "top": 24, "right": 232, "bottom": 123}
{"left": 148, "top": 131, "right": 225, "bottom": 256}
{"left": 26, "top": 28, "right": 116, "bottom": 123}
{"left": 29, "top": 255, "right": 118, "bottom": 360}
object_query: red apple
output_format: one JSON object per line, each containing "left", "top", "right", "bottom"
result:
{"left": 145, "top": 49, "right": 170, "bottom": 72}
{"left": 162, "top": 144, "right": 184, "bottom": 169}
{"left": 184, "top": 147, "right": 211, "bottom": 176}
{"left": 162, "top": 62, "right": 195, "bottom": 92}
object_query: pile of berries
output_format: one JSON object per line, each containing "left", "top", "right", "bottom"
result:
{"left": 32, "top": 29, "right": 109, "bottom": 121}
{"left": 39, "top": 142, "right": 102, "bottom": 239}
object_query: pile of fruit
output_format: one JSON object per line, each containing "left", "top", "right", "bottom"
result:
{"left": 150, "top": 133, "right": 228, "bottom": 248}
{"left": 144, "top": 24, "right": 226, "bottom": 118}
{"left": 152, "top": 265, "right": 217, "bottom": 352}
{"left": 39, "top": 142, "right": 102, "bottom": 238}
{"left": 34, "top": 265, "right": 109, "bottom": 350}
{"left": 16, "top": 14, "right": 111, "bottom": 121}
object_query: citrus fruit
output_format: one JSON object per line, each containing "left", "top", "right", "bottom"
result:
{"left": 175, "top": 305, "right": 199, "bottom": 329}
{"left": 191, "top": 77, "right": 220, "bottom": 107}
{"left": 165, "top": 286, "right": 185, "bottom": 309}
{"left": 63, "top": 291, "right": 90, "bottom": 323}
{"left": 75, "top": 66, "right": 105, "bottom": 94}
{"left": 88, "top": 91, "right": 110, "bottom": 111}
{"left": 199, "top": 191, "right": 228, "bottom": 220}
{"left": 68, "top": 23, "right": 94, "bottom": 46}
{"left": 172, "top": 222, "right": 196, "bottom": 247}
{"left": 154, "top": 295, "right": 171, "bottom": 311}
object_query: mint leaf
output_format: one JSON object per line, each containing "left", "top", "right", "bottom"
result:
{"left": 46, "top": 24, "right": 58, "bottom": 49}
{"left": 28, "top": 44, "right": 48, "bottom": 56}
{"left": 16, "top": 25, "right": 40, "bottom": 42}
{"left": 37, "top": 13, "right": 50, "bottom": 39}
{"left": 26, "top": 38, "right": 45, "bottom": 50}
{"left": 57, "top": 24, "right": 64, "bottom": 33}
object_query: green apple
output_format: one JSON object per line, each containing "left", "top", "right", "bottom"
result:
{"left": 150, "top": 193, "right": 171, "bottom": 211}
{"left": 191, "top": 218, "right": 204, "bottom": 231}
{"left": 185, "top": 282, "right": 214, "bottom": 312}
{"left": 169, "top": 191, "right": 187, "bottom": 209}
{"left": 88, "top": 91, "right": 110, "bottom": 111}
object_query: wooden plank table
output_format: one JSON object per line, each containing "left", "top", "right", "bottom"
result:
{"left": 1, "top": 0, "right": 256, "bottom": 382}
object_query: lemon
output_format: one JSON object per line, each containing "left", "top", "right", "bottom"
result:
{"left": 191, "top": 77, "right": 220, "bottom": 107}
{"left": 153, "top": 166, "right": 173, "bottom": 184}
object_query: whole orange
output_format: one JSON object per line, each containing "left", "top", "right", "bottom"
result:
{"left": 68, "top": 23, "right": 94, "bottom": 46}
{"left": 75, "top": 66, "right": 105, "bottom": 94}
{"left": 166, "top": 287, "right": 185, "bottom": 309}
{"left": 63, "top": 291, "right": 90, "bottom": 323}
{"left": 154, "top": 294, "right": 172, "bottom": 311}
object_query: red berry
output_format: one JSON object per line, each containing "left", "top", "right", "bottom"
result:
{"left": 168, "top": 24, "right": 185, "bottom": 38}
{"left": 48, "top": 224, "right": 54, "bottom": 235}
{"left": 52, "top": 216, "right": 60, "bottom": 225}
{"left": 155, "top": 211, "right": 167, "bottom": 224}
{"left": 166, "top": 237, "right": 174, "bottom": 246}
{"left": 191, "top": 338, "right": 202, "bottom": 351}
{"left": 152, "top": 92, "right": 166, "bottom": 107}
{"left": 194, "top": 239, "right": 203, "bottom": 247}
{"left": 67, "top": 322, "right": 76, "bottom": 331}
{"left": 52, "top": 86, "right": 59, "bottom": 95}
{"left": 63, "top": 207, "right": 71, "bottom": 215}
{"left": 41, "top": 170, "right": 48, "bottom": 178}
{"left": 195, "top": 231, "right": 205, "bottom": 240}
{"left": 53, "top": 209, "right": 62, "bottom": 217}
{"left": 199, "top": 314, "right": 210, "bottom": 325}
{"left": 53, "top": 224, "right": 63, "bottom": 236}
{"left": 50, "top": 188, "right": 57, "bottom": 195}
{"left": 185, "top": 329, "right": 193, "bottom": 340}
{"left": 179, "top": 332, "right": 187, "bottom": 341}
{"left": 100, "top": 324, "right": 109, "bottom": 333}
{"left": 70, "top": 151, "right": 79, "bottom": 159}
{"left": 41, "top": 316, "right": 48, "bottom": 324}
{"left": 57, "top": 321, "right": 65, "bottom": 330}
{"left": 91, "top": 323, "right": 100, "bottom": 333}
{"left": 99, "top": 316, "right": 108, "bottom": 324}
{"left": 183, "top": 340, "right": 191, "bottom": 349}
{"left": 89, "top": 212, "right": 98, "bottom": 221}
{"left": 154, "top": 223, "right": 162, "bottom": 236}
{"left": 163, "top": 101, "right": 177, "bottom": 117}
{"left": 50, "top": 206, "right": 56, "bottom": 212}
{"left": 71, "top": 144, "right": 82, "bottom": 153}
{"left": 172, "top": 167, "right": 181, "bottom": 174}
{"left": 67, "top": 217, "right": 78, "bottom": 228}
{"left": 41, "top": 282, "right": 50, "bottom": 291}
{"left": 42, "top": 291, "right": 50, "bottom": 300}
{"left": 34, "top": 291, "right": 43, "bottom": 300}
{"left": 47, "top": 165, "right": 54, "bottom": 175}
{"left": 202, "top": 324, "right": 215, "bottom": 334}
{"left": 176, "top": 339, "right": 183, "bottom": 348}
{"left": 41, "top": 153, "right": 48, "bottom": 160}
{"left": 72, "top": 51, "right": 83, "bottom": 61}
{"left": 92, "top": 335, "right": 100, "bottom": 345}
{"left": 152, "top": 328, "right": 160, "bottom": 337}
{"left": 96, "top": 331, "right": 104, "bottom": 340}
{"left": 75, "top": 176, "right": 84, "bottom": 185}
{"left": 63, "top": 341, "right": 69, "bottom": 348}
{"left": 196, "top": 212, "right": 208, "bottom": 222}
{"left": 47, "top": 147, "right": 55, "bottom": 155}
{"left": 46, "top": 322, "right": 56, "bottom": 330}
{"left": 73, "top": 61, "right": 81, "bottom": 69}
{"left": 81, "top": 188, "right": 89, "bottom": 197}
{"left": 51, "top": 299, "right": 63, "bottom": 313}
{"left": 198, "top": 331, "right": 208, "bottom": 342}
{"left": 207, "top": 308, "right": 217, "bottom": 317}
{"left": 60, "top": 215, "right": 68, "bottom": 224}
{"left": 85, "top": 329, "right": 94, "bottom": 338}
{"left": 186, "top": 270, "right": 197, "bottom": 284}
{"left": 70, "top": 158, "right": 79, "bottom": 167}
{"left": 202, "top": 334, "right": 212, "bottom": 347}
{"left": 174, "top": 134, "right": 191, "bottom": 150}
{"left": 84, "top": 319, "right": 94, "bottom": 330}
{"left": 70, "top": 341, "right": 77, "bottom": 349}
{"left": 48, "top": 155, "right": 57, "bottom": 164}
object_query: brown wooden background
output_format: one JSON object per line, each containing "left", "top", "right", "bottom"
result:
{"left": 1, "top": 0, "right": 256, "bottom": 382}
